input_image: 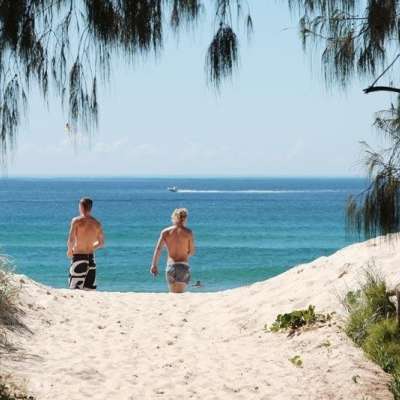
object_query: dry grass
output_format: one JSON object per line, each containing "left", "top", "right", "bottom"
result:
{"left": 0, "top": 373, "right": 34, "bottom": 400}
{"left": 0, "top": 256, "right": 23, "bottom": 348}
{"left": 0, "top": 259, "right": 34, "bottom": 399}
{"left": 343, "top": 268, "right": 400, "bottom": 399}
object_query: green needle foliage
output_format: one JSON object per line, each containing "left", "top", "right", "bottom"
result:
{"left": 287, "top": 0, "right": 400, "bottom": 90}
{"left": 346, "top": 98, "right": 400, "bottom": 237}
{"left": 0, "top": 0, "right": 255, "bottom": 163}
{"left": 1, "top": 0, "right": 400, "bottom": 173}
{"left": 287, "top": 2, "right": 400, "bottom": 239}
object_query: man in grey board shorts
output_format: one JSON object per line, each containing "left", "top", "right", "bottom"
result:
{"left": 150, "top": 208, "right": 195, "bottom": 293}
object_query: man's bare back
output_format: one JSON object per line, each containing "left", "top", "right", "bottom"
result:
{"left": 68, "top": 216, "right": 103, "bottom": 255}
{"left": 162, "top": 225, "right": 194, "bottom": 264}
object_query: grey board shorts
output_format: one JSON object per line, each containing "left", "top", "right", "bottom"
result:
{"left": 166, "top": 262, "right": 191, "bottom": 285}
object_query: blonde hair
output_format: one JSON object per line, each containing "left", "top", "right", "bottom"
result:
{"left": 171, "top": 208, "right": 188, "bottom": 225}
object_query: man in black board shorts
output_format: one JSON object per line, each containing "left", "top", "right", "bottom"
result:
{"left": 67, "top": 198, "right": 105, "bottom": 290}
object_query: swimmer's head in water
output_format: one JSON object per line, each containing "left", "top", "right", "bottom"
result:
{"left": 171, "top": 208, "right": 188, "bottom": 225}
{"left": 79, "top": 197, "right": 93, "bottom": 215}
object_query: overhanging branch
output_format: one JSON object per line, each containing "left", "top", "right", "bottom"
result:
{"left": 364, "top": 86, "right": 400, "bottom": 94}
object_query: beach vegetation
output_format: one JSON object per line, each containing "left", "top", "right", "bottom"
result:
{"left": 363, "top": 318, "right": 400, "bottom": 373}
{"left": 390, "top": 372, "right": 400, "bottom": 400}
{"left": 318, "top": 340, "right": 331, "bottom": 348}
{"left": 289, "top": 355, "right": 303, "bottom": 368}
{"left": 0, "top": 375, "right": 34, "bottom": 400}
{"left": 343, "top": 268, "right": 396, "bottom": 345}
{"left": 344, "top": 269, "right": 400, "bottom": 399}
{"left": 0, "top": 257, "right": 20, "bottom": 343}
{"left": 346, "top": 99, "right": 400, "bottom": 239}
{"left": 0, "top": 261, "right": 33, "bottom": 400}
{"left": 269, "top": 305, "right": 332, "bottom": 333}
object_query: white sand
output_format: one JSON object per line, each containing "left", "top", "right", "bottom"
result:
{"left": 3, "top": 237, "right": 400, "bottom": 399}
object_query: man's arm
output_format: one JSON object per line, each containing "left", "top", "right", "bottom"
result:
{"left": 188, "top": 232, "right": 196, "bottom": 256}
{"left": 93, "top": 223, "right": 105, "bottom": 250}
{"left": 67, "top": 219, "right": 77, "bottom": 257}
{"left": 150, "top": 231, "right": 165, "bottom": 276}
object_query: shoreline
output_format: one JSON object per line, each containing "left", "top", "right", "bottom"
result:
{"left": 2, "top": 237, "right": 399, "bottom": 399}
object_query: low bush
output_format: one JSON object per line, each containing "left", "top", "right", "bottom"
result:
{"left": 363, "top": 318, "right": 400, "bottom": 373}
{"left": 269, "top": 305, "right": 331, "bottom": 333}
{"left": 289, "top": 355, "right": 303, "bottom": 367}
{"left": 0, "top": 376, "right": 34, "bottom": 400}
{"left": 390, "top": 372, "right": 400, "bottom": 400}
{"left": 0, "top": 262, "right": 33, "bottom": 400}
{"left": 0, "top": 257, "right": 20, "bottom": 335}
{"left": 344, "top": 269, "right": 396, "bottom": 346}
{"left": 344, "top": 268, "right": 400, "bottom": 399}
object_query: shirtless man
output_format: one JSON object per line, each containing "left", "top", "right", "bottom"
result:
{"left": 150, "top": 208, "right": 195, "bottom": 293}
{"left": 67, "top": 198, "right": 105, "bottom": 290}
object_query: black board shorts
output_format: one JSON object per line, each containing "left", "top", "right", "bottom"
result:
{"left": 69, "top": 254, "right": 97, "bottom": 290}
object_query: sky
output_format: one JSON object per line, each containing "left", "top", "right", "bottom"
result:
{"left": 6, "top": 1, "right": 396, "bottom": 177}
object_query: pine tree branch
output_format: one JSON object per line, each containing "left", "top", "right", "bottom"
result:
{"left": 364, "top": 86, "right": 400, "bottom": 94}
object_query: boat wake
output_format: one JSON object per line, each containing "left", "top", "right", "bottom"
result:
{"left": 176, "top": 189, "right": 346, "bottom": 194}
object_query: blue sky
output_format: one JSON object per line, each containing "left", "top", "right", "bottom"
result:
{"left": 8, "top": 1, "right": 394, "bottom": 177}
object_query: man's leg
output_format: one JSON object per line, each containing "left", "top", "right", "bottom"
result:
{"left": 83, "top": 255, "right": 97, "bottom": 290}
{"left": 168, "top": 282, "right": 187, "bottom": 293}
{"left": 69, "top": 256, "right": 89, "bottom": 289}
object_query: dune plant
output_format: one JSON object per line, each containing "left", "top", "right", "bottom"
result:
{"left": 344, "top": 269, "right": 400, "bottom": 399}
{"left": 289, "top": 355, "right": 303, "bottom": 368}
{"left": 0, "top": 262, "right": 33, "bottom": 400}
{"left": 363, "top": 318, "right": 400, "bottom": 373}
{"left": 0, "top": 376, "right": 34, "bottom": 400}
{"left": 269, "top": 305, "right": 331, "bottom": 333}
{"left": 390, "top": 372, "right": 400, "bottom": 400}
{"left": 343, "top": 269, "right": 396, "bottom": 346}
{"left": 0, "top": 257, "right": 20, "bottom": 345}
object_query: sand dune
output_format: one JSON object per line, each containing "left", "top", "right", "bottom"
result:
{"left": 3, "top": 237, "right": 400, "bottom": 399}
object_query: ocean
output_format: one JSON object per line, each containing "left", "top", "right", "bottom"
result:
{"left": 0, "top": 177, "right": 365, "bottom": 292}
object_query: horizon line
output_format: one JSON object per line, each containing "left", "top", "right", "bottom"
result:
{"left": 0, "top": 174, "right": 368, "bottom": 179}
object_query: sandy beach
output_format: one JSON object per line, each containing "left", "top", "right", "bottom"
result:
{"left": 2, "top": 237, "right": 400, "bottom": 399}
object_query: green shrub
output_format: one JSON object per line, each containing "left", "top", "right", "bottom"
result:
{"left": 344, "top": 268, "right": 400, "bottom": 399}
{"left": 270, "top": 305, "right": 316, "bottom": 332}
{"left": 0, "top": 257, "right": 19, "bottom": 332}
{"left": 0, "top": 263, "right": 32, "bottom": 400}
{"left": 344, "top": 270, "right": 396, "bottom": 346}
{"left": 269, "top": 305, "right": 331, "bottom": 332}
{"left": 362, "top": 318, "right": 400, "bottom": 373}
{"left": 289, "top": 355, "right": 303, "bottom": 367}
{"left": 0, "top": 377, "right": 34, "bottom": 400}
{"left": 390, "top": 371, "right": 400, "bottom": 400}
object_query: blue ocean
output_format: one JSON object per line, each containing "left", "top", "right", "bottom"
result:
{"left": 0, "top": 177, "right": 365, "bottom": 292}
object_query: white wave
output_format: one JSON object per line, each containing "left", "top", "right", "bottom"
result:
{"left": 176, "top": 189, "right": 346, "bottom": 194}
